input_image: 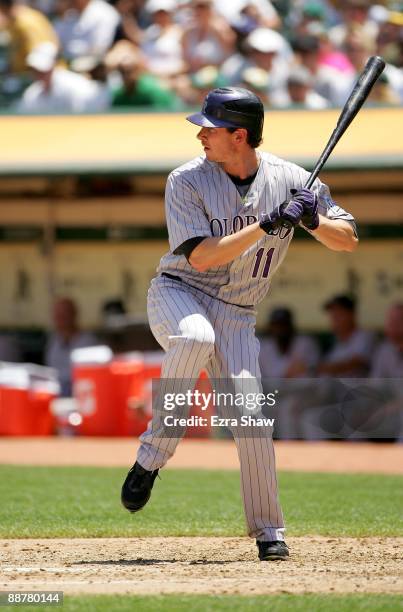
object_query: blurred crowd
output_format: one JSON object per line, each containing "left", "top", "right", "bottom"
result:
{"left": 258, "top": 297, "right": 403, "bottom": 440}
{"left": 258, "top": 296, "right": 403, "bottom": 379}
{"left": 0, "top": 0, "right": 403, "bottom": 112}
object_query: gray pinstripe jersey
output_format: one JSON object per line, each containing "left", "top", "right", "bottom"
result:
{"left": 157, "top": 152, "right": 356, "bottom": 307}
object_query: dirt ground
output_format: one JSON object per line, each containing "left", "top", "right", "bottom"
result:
{"left": 1, "top": 439, "right": 402, "bottom": 596}
{"left": 1, "top": 537, "right": 402, "bottom": 596}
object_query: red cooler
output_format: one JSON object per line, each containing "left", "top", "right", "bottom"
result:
{"left": 72, "top": 346, "right": 120, "bottom": 436}
{"left": 0, "top": 363, "right": 59, "bottom": 436}
{"left": 111, "top": 352, "right": 153, "bottom": 436}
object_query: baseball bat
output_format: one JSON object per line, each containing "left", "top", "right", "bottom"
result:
{"left": 277, "top": 55, "right": 385, "bottom": 236}
{"left": 304, "top": 55, "right": 386, "bottom": 190}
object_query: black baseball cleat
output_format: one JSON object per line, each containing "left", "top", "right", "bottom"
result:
{"left": 257, "top": 540, "right": 289, "bottom": 561}
{"left": 121, "top": 461, "right": 159, "bottom": 513}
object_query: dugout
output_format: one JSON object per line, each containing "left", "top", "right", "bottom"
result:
{"left": 0, "top": 106, "right": 402, "bottom": 361}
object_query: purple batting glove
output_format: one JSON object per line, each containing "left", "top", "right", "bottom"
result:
{"left": 290, "top": 188, "right": 319, "bottom": 230}
{"left": 280, "top": 198, "right": 304, "bottom": 226}
{"left": 259, "top": 208, "right": 283, "bottom": 235}
{"left": 259, "top": 199, "right": 304, "bottom": 236}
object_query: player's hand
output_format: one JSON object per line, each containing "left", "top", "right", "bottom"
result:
{"left": 259, "top": 199, "right": 304, "bottom": 237}
{"left": 290, "top": 188, "right": 319, "bottom": 230}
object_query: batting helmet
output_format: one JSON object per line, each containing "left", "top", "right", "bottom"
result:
{"left": 187, "top": 87, "right": 264, "bottom": 144}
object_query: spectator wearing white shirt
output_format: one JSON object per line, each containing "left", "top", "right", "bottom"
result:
{"left": 214, "top": 0, "right": 280, "bottom": 31}
{"left": 16, "top": 42, "right": 110, "bottom": 113}
{"left": 221, "top": 27, "right": 291, "bottom": 105}
{"left": 54, "top": 0, "right": 120, "bottom": 61}
{"left": 141, "top": 0, "right": 185, "bottom": 77}
{"left": 371, "top": 304, "right": 403, "bottom": 378}
{"left": 181, "top": 0, "right": 235, "bottom": 74}
{"left": 318, "top": 294, "right": 375, "bottom": 377}
{"left": 45, "top": 297, "right": 97, "bottom": 396}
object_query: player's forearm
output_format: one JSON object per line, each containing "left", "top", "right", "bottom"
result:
{"left": 311, "top": 216, "right": 358, "bottom": 252}
{"left": 189, "top": 222, "right": 265, "bottom": 272}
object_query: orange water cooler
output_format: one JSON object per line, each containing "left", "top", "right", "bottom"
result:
{"left": 72, "top": 346, "right": 122, "bottom": 436}
{"left": 0, "top": 363, "right": 59, "bottom": 436}
{"left": 72, "top": 347, "right": 163, "bottom": 436}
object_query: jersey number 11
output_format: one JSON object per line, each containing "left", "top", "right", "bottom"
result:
{"left": 252, "top": 247, "right": 275, "bottom": 278}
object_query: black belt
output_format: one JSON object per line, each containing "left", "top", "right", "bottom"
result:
{"left": 161, "top": 272, "right": 254, "bottom": 309}
{"left": 161, "top": 272, "right": 182, "bottom": 282}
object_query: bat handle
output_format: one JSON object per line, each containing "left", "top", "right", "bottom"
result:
{"left": 304, "top": 173, "right": 317, "bottom": 190}
{"left": 270, "top": 219, "right": 294, "bottom": 239}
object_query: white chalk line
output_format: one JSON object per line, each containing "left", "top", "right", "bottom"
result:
{"left": 1, "top": 579, "right": 156, "bottom": 586}
{"left": 2, "top": 567, "right": 94, "bottom": 574}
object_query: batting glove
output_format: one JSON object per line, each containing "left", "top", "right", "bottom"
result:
{"left": 290, "top": 188, "right": 319, "bottom": 230}
{"left": 259, "top": 199, "right": 304, "bottom": 236}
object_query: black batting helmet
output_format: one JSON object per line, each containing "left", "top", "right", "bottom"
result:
{"left": 187, "top": 87, "right": 264, "bottom": 145}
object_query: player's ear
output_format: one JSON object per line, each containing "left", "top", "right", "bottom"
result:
{"left": 233, "top": 128, "right": 247, "bottom": 144}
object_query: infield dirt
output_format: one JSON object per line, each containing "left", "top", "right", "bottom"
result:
{"left": 1, "top": 536, "right": 402, "bottom": 596}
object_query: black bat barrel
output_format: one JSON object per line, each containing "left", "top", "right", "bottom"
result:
{"left": 305, "top": 55, "right": 386, "bottom": 190}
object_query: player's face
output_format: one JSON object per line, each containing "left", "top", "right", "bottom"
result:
{"left": 197, "top": 127, "right": 239, "bottom": 162}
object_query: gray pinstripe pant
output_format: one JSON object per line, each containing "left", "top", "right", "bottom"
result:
{"left": 137, "top": 275, "right": 285, "bottom": 542}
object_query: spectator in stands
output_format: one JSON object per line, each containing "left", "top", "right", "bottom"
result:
{"left": 181, "top": 0, "right": 235, "bottom": 74}
{"left": 16, "top": 41, "right": 110, "bottom": 112}
{"left": 371, "top": 303, "right": 403, "bottom": 378}
{"left": 54, "top": 0, "right": 120, "bottom": 61}
{"left": 221, "top": 27, "right": 291, "bottom": 105}
{"left": 307, "top": 25, "right": 354, "bottom": 74}
{"left": 294, "top": 1, "right": 326, "bottom": 37}
{"left": 318, "top": 294, "right": 375, "bottom": 377}
{"left": 181, "top": 64, "right": 226, "bottom": 104}
{"left": 274, "top": 64, "right": 329, "bottom": 109}
{"left": 375, "top": 9, "right": 403, "bottom": 69}
{"left": 141, "top": 0, "right": 185, "bottom": 77}
{"left": 0, "top": 0, "right": 58, "bottom": 74}
{"left": 106, "top": 40, "right": 179, "bottom": 107}
{"left": 214, "top": 0, "right": 280, "bottom": 33}
{"left": 45, "top": 296, "right": 97, "bottom": 396}
{"left": 368, "top": 72, "right": 401, "bottom": 105}
{"left": 329, "top": 0, "right": 378, "bottom": 50}
{"left": 239, "top": 66, "right": 270, "bottom": 104}
{"left": 27, "top": 0, "right": 56, "bottom": 19}
{"left": 111, "top": 0, "right": 143, "bottom": 46}
{"left": 370, "top": 302, "right": 403, "bottom": 441}
{"left": 344, "top": 27, "right": 403, "bottom": 104}
{"left": 69, "top": 53, "right": 109, "bottom": 85}
{"left": 259, "top": 307, "right": 320, "bottom": 439}
{"left": 259, "top": 307, "right": 320, "bottom": 379}
{"left": 291, "top": 33, "right": 353, "bottom": 106}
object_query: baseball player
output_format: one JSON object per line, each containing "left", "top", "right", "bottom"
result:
{"left": 121, "top": 87, "right": 358, "bottom": 561}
